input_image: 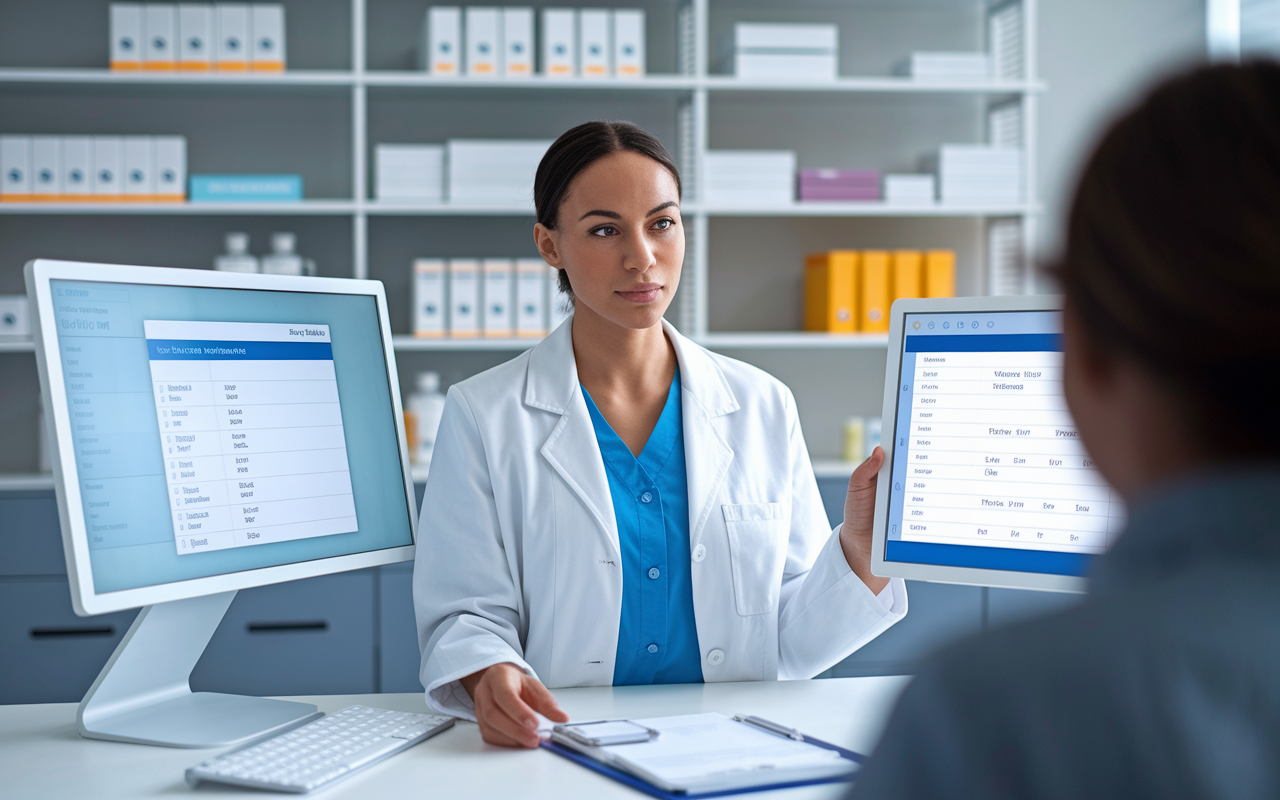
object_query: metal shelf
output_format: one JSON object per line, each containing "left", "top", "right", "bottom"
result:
{"left": 0, "top": 474, "right": 55, "bottom": 491}
{"left": 700, "top": 202, "right": 1039, "bottom": 218}
{"left": 0, "top": 200, "right": 357, "bottom": 215}
{"left": 697, "top": 332, "right": 889, "bottom": 349}
{"left": 702, "top": 76, "right": 1044, "bottom": 94}
{"left": 365, "top": 202, "right": 533, "bottom": 216}
{"left": 0, "top": 68, "right": 354, "bottom": 86}
{"left": 392, "top": 335, "right": 541, "bottom": 352}
{"left": 0, "top": 340, "right": 35, "bottom": 353}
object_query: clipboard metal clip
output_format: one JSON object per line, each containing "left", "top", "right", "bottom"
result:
{"left": 733, "top": 715, "right": 805, "bottom": 742}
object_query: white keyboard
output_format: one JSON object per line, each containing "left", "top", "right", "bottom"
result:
{"left": 185, "top": 705, "right": 455, "bottom": 794}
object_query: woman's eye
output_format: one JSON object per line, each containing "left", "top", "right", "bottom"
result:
{"left": 652, "top": 218, "right": 674, "bottom": 231}
{"left": 590, "top": 226, "right": 617, "bottom": 237}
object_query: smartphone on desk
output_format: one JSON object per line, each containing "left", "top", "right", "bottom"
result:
{"left": 553, "top": 720, "right": 659, "bottom": 747}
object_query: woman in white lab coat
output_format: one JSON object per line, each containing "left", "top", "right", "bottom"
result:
{"left": 414, "top": 121, "right": 906, "bottom": 748}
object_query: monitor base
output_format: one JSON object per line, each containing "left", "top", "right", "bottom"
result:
{"left": 77, "top": 591, "right": 321, "bottom": 748}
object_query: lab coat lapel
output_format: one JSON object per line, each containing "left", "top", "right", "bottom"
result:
{"left": 663, "top": 320, "right": 738, "bottom": 549}
{"left": 525, "top": 318, "right": 621, "bottom": 559}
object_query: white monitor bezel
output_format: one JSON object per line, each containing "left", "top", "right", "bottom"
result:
{"left": 25, "top": 259, "right": 418, "bottom": 616}
{"left": 870, "top": 294, "right": 1089, "bottom": 594}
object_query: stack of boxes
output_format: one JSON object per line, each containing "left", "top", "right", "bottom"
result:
{"left": 882, "top": 174, "right": 936, "bottom": 205}
{"left": 375, "top": 145, "right": 444, "bottom": 203}
{"left": 895, "top": 52, "right": 990, "bottom": 80}
{"left": 798, "top": 169, "right": 880, "bottom": 202}
{"left": 374, "top": 140, "right": 550, "bottom": 204}
{"left": 1, "top": 135, "right": 187, "bottom": 202}
{"left": 804, "top": 250, "right": 955, "bottom": 334}
{"left": 413, "top": 257, "right": 568, "bottom": 338}
{"left": 934, "top": 145, "right": 1022, "bottom": 205}
{"left": 722, "top": 23, "right": 838, "bottom": 81}
{"left": 704, "top": 151, "right": 796, "bottom": 206}
{"left": 109, "top": 4, "right": 286, "bottom": 72}
{"left": 421, "top": 7, "right": 645, "bottom": 79}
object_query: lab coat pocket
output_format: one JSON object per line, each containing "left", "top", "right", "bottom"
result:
{"left": 722, "top": 502, "right": 791, "bottom": 616}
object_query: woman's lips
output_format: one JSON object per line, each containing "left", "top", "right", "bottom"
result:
{"left": 616, "top": 284, "right": 662, "bottom": 303}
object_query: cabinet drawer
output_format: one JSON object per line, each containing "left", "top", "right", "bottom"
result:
{"left": 379, "top": 563, "right": 424, "bottom": 693}
{"left": 191, "top": 571, "right": 376, "bottom": 697}
{"left": 0, "top": 491, "right": 67, "bottom": 576}
{"left": 0, "top": 578, "right": 137, "bottom": 704}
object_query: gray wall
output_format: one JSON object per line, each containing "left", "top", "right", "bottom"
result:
{"left": 1035, "top": 0, "right": 1208, "bottom": 265}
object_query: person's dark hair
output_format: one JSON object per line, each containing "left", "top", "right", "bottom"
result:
{"left": 534, "top": 120, "right": 682, "bottom": 299}
{"left": 1056, "top": 61, "right": 1280, "bottom": 459}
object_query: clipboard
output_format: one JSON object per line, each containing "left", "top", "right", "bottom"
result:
{"left": 540, "top": 713, "right": 866, "bottom": 799}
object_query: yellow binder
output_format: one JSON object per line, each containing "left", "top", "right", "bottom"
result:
{"left": 860, "top": 250, "right": 890, "bottom": 333}
{"left": 804, "top": 251, "right": 858, "bottom": 333}
{"left": 891, "top": 250, "right": 923, "bottom": 304}
{"left": 924, "top": 250, "right": 956, "bottom": 298}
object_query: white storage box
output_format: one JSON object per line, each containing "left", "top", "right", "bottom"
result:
{"left": 703, "top": 150, "right": 797, "bottom": 205}
{"left": 0, "top": 296, "right": 30, "bottom": 338}
{"left": 447, "top": 258, "right": 480, "bottom": 336}
{"left": 376, "top": 144, "right": 444, "bottom": 202}
{"left": 730, "top": 23, "right": 837, "bottom": 82}
{"left": 250, "top": 4, "right": 286, "bottom": 70}
{"left": 422, "top": 6, "right": 461, "bottom": 75}
{"left": 884, "top": 174, "right": 935, "bottom": 205}
{"left": 30, "top": 136, "right": 61, "bottom": 198}
{"left": 465, "top": 7, "right": 501, "bottom": 76}
{"left": 110, "top": 4, "right": 144, "bottom": 70}
{"left": 482, "top": 258, "right": 514, "bottom": 336}
{"left": 613, "top": 9, "right": 645, "bottom": 78}
{"left": 579, "top": 9, "right": 611, "bottom": 78}
{"left": 897, "top": 52, "right": 991, "bottom": 79}
{"left": 413, "top": 258, "right": 447, "bottom": 337}
{"left": 502, "top": 7, "right": 534, "bottom": 77}
{"left": 447, "top": 139, "right": 552, "bottom": 205}
{"left": 542, "top": 8, "right": 576, "bottom": 77}
{"left": 935, "top": 145, "right": 1022, "bottom": 205}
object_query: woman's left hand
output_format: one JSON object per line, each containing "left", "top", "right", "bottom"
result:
{"left": 839, "top": 446, "right": 891, "bottom": 594}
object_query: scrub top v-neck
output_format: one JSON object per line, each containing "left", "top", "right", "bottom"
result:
{"left": 581, "top": 372, "right": 704, "bottom": 685}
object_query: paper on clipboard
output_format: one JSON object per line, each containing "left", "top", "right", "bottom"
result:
{"left": 550, "top": 713, "right": 856, "bottom": 794}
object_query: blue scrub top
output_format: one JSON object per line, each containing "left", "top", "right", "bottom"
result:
{"left": 582, "top": 373, "right": 704, "bottom": 685}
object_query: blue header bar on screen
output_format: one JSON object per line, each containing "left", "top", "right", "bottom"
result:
{"left": 146, "top": 339, "right": 335, "bottom": 360}
{"left": 905, "top": 333, "right": 1062, "bottom": 353}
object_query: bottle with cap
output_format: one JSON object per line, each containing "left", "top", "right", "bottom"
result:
{"left": 842, "top": 416, "right": 866, "bottom": 464}
{"left": 261, "top": 232, "right": 315, "bottom": 276}
{"left": 214, "top": 232, "right": 259, "bottom": 273}
{"left": 407, "top": 371, "right": 447, "bottom": 467}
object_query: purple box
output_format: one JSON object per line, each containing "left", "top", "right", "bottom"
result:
{"left": 798, "top": 169, "right": 881, "bottom": 201}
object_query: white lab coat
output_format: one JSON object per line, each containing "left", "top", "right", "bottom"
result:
{"left": 413, "top": 318, "right": 907, "bottom": 719}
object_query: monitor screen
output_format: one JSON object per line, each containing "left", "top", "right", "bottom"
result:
{"left": 883, "top": 309, "right": 1125, "bottom": 578}
{"left": 49, "top": 278, "right": 414, "bottom": 594}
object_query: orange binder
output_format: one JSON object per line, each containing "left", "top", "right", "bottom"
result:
{"left": 860, "top": 250, "right": 890, "bottom": 333}
{"left": 891, "top": 250, "right": 923, "bottom": 304}
{"left": 804, "top": 251, "right": 858, "bottom": 333}
{"left": 924, "top": 250, "right": 956, "bottom": 298}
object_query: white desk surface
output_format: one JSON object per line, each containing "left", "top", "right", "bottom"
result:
{"left": 0, "top": 676, "right": 911, "bottom": 799}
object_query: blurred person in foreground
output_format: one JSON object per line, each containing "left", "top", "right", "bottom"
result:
{"left": 850, "top": 61, "right": 1280, "bottom": 799}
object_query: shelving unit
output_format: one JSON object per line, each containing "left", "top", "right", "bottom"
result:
{"left": 0, "top": 0, "right": 1039, "bottom": 470}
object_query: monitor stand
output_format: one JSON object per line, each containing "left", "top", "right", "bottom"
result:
{"left": 77, "top": 590, "right": 323, "bottom": 748}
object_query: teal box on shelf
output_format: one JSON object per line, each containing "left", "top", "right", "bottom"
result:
{"left": 190, "top": 174, "right": 303, "bottom": 202}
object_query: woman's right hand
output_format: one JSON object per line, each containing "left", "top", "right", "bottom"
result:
{"left": 459, "top": 662, "right": 570, "bottom": 748}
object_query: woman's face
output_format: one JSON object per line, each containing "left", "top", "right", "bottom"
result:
{"left": 535, "top": 150, "right": 684, "bottom": 332}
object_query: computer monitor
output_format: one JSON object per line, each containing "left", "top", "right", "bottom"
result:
{"left": 870, "top": 295, "right": 1125, "bottom": 594}
{"left": 25, "top": 259, "right": 416, "bottom": 747}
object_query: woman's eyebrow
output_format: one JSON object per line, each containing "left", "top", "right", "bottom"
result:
{"left": 647, "top": 201, "right": 678, "bottom": 215}
{"left": 579, "top": 209, "right": 621, "bottom": 221}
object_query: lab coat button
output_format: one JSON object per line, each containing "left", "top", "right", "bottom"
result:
{"left": 647, "top": 644, "right": 659, "bottom": 654}
{"left": 707, "top": 649, "right": 724, "bottom": 665}
{"left": 640, "top": 491, "right": 653, "bottom": 503}
{"left": 692, "top": 544, "right": 706, "bottom": 562}
{"left": 648, "top": 567, "right": 660, "bottom": 580}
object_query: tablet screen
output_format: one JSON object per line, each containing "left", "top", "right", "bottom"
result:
{"left": 883, "top": 309, "right": 1124, "bottom": 577}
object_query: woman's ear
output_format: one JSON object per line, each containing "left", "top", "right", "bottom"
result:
{"left": 534, "top": 223, "right": 562, "bottom": 269}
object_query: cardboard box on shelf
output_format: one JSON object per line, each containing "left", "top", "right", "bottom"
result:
{"left": 502, "top": 7, "right": 534, "bottom": 77}
{"left": 579, "top": 9, "right": 611, "bottom": 78}
{"left": 465, "top": 7, "right": 501, "bottom": 76}
{"left": 413, "top": 258, "right": 447, "bottom": 337}
{"left": 515, "top": 258, "right": 548, "bottom": 337}
{"left": 110, "top": 4, "right": 144, "bottom": 70}
{"left": 178, "top": 4, "right": 214, "bottom": 70}
{"left": 729, "top": 23, "right": 837, "bottom": 82}
{"left": 447, "top": 259, "right": 480, "bottom": 337}
{"left": 215, "top": 4, "right": 250, "bottom": 70}
{"left": 804, "top": 251, "right": 857, "bottom": 333}
{"left": 250, "top": 4, "right": 286, "bottom": 71}
{"left": 482, "top": 258, "right": 515, "bottom": 336}
{"left": 143, "top": 5, "right": 176, "bottom": 70}
{"left": 30, "top": 137, "right": 61, "bottom": 199}
{"left": 613, "top": 9, "right": 645, "bottom": 78}
{"left": 423, "top": 6, "right": 461, "bottom": 75}
{"left": 798, "top": 169, "right": 879, "bottom": 202}
{"left": 60, "top": 137, "right": 93, "bottom": 200}
{"left": 376, "top": 144, "right": 444, "bottom": 202}
{"left": 542, "top": 8, "right": 576, "bottom": 77}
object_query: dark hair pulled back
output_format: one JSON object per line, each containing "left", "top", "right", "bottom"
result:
{"left": 1057, "top": 61, "right": 1280, "bottom": 458}
{"left": 534, "top": 120, "right": 682, "bottom": 298}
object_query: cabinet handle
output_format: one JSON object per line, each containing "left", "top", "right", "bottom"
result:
{"left": 30, "top": 626, "right": 114, "bottom": 639}
{"left": 246, "top": 621, "right": 328, "bottom": 633}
